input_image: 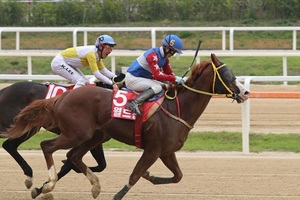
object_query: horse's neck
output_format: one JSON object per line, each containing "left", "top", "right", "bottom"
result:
{"left": 178, "top": 85, "right": 213, "bottom": 127}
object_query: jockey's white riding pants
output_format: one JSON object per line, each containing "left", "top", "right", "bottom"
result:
{"left": 125, "top": 72, "right": 168, "bottom": 94}
{"left": 51, "top": 54, "right": 90, "bottom": 89}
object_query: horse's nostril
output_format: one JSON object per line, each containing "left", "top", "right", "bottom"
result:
{"left": 245, "top": 91, "right": 250, "bottom": 95}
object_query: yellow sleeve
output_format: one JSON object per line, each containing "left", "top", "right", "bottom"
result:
{"left": 86, "top": 52, "right": 99, "bottom": 73}
{"left": 97, "top": 59, "right": 105, "bottom": 70}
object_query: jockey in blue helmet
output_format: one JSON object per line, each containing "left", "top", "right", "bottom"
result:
{"left": 162, "top": 34, "right": 183, "bottom": 55}
{"left": 124, "top": 34, "right": 185, "bottom": 115}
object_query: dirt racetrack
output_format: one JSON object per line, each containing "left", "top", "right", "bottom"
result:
{"left": 0, "top": 150, "right": 300, "bottom": 200}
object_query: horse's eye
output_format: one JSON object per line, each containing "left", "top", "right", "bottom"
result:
{"left": 224, "top": 71, "right": 234, "bottom": 82}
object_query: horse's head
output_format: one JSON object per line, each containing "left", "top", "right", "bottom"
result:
{"left": 210, "top": 53, "right": 250, "bottom": 103}
{"left": 182, "top": 53, "right": 250, "bottom": 103}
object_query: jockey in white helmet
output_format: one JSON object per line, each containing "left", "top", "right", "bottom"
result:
{"left": 51, "top": 34, "right": 121, "bottom": 89}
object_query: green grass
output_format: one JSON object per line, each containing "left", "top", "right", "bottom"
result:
{"left": 1, "top": 131, "right": 299, "bottom": 153}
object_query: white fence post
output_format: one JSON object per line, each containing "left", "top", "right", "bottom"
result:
{"left": 229, "top": 28, "right": 234, "bottom": 51}
{"left": 16, "top": 31, "right": 20, "bottom": 50}
{"left": 293, "top": 30, "right": 297, "bottom": 50}
{"left": 242, "top": 77, "right": 252, "bottom": 154}
{"left": 111, "top": 56, "right": 116, "bottom": 73}
{"left": 27, "top": 56, "right": 32, "bottom": 75}
{"left": 283, "top": 57, "right": 287, "bottom": 85}
{"left": 151, "top": 28, "right": 156, "bottom": 48}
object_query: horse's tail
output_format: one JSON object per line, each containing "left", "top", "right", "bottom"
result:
{"left": 1, "top": 95, "right": 60, "bottom": 139}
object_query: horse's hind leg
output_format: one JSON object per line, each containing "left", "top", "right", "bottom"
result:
{"left": 2, "top": 133, "right": 35, "bottom": 189}
{"left": 59, "top": 134, "right": 110, "bottom": 174}
{"left": 142, "top": 152, "right": 183, "bottom": 184}
{"left": 37, "top": 134, "right": 79, "bottom": 195}
{"left": 38, "top": 139, "right": 59, "bottom": 195}
{"left": 32, "top": 132, "right": 106, "bottom": 199}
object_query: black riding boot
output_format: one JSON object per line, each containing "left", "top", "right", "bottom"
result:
{"left": 125, "top": 88, "right": 155, "bottom": 115}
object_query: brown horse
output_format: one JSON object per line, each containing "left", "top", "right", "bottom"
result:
{"left": 2, "top": 53, "right": 250, "bottom": 199}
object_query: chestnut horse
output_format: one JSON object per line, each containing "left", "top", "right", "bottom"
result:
{"left": 2, "top": 54, "right": 250, "bottom": 199}
{"left": 0, "top": 78, "right": 124, "bottom": 190}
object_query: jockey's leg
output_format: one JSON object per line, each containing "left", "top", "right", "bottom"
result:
{"left": 51, "top": 54, "right": 85, "bottom": 88}
{"left": 125, "top": 73, "right": 163, "bottom": 115}
{"left": 125, "top": 88, "right": 155, "bottom": 115}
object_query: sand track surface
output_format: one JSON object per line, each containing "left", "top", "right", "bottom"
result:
{"left": 0, "top": 150, "right": 300, "bottom": 200}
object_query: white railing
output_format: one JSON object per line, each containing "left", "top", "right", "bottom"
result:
{"left": 0, "top": 27, "right": 299, "bottom": 50}
{"left": 1, "top": 50, "right": 300, "bottom": 82}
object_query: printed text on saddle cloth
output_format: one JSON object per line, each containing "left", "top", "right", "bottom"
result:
{"left": 112, "top": 90, "right": 137, "bottom": 120}
{"left": 45, "top": 85, "right": 71, "bottom": 99}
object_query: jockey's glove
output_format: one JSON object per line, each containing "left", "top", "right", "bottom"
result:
{"left": 112, "top": 73, "right": 125, "bottom": 84}
{"left": 175, "top": 76, "right": 186, "bottom": 84}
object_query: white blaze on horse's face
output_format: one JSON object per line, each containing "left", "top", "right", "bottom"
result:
{"left": 235, "top": 80, "right": 250, "bottom": 102}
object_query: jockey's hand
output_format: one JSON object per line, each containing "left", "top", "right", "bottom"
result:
{"left": 114, "top": 82, "right": 124, "bottom": 89}
{"left": 113, "top": 73, "right": 125, "bottom": 83}
{"left": 175, "top": 76, "right": 185, "bottom": 84}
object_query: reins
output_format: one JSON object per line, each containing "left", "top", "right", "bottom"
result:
{"left": 161, "top": 62, "right": 235, "bottom": 129}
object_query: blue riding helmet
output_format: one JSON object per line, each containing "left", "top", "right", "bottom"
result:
{"left": 95, "top": 34, "right": 116, "bottom": 48}
{"left": 162, "top": 34, "right": 183, "bottom": 54}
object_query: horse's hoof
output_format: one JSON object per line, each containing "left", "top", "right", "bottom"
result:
{"left": 25, "top": 176, "right": 33, "bottom": 189}
{"left": 41, "top": 181, "right": 56, "bottom": 194}
{"left": 91, "top": 185, "right": 101, "bottom": 199}
{"left": 31, "top": 188, "right": 39, "bottom": 199}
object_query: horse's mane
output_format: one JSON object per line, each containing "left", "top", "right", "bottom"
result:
{"left": 174, "top": 60, "right": 211, "bottom": 92}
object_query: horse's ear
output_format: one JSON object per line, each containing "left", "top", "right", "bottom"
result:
{"left": 211, "top": 53, "right": 221, "bottom": 66}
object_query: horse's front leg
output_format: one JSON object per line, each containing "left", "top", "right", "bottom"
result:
{"left": 114, "top": 150, "right": 159, "bottom": 200}
{"left": 142, "top": 152, "right": 183, "bottom": 184}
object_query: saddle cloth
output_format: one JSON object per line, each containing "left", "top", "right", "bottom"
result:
{"left": 45, "top": 83, "right": 95, "bottom": 99}
{"left": 111, "top": 89, "right": 164, "bottom": 122}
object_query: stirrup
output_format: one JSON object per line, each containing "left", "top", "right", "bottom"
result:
{"left": 125, "top": 101, "right": 141, "bottom": 115}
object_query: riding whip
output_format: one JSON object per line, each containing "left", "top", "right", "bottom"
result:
{"left": 182, "top": 40, "right": 202, "bottom": 78}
